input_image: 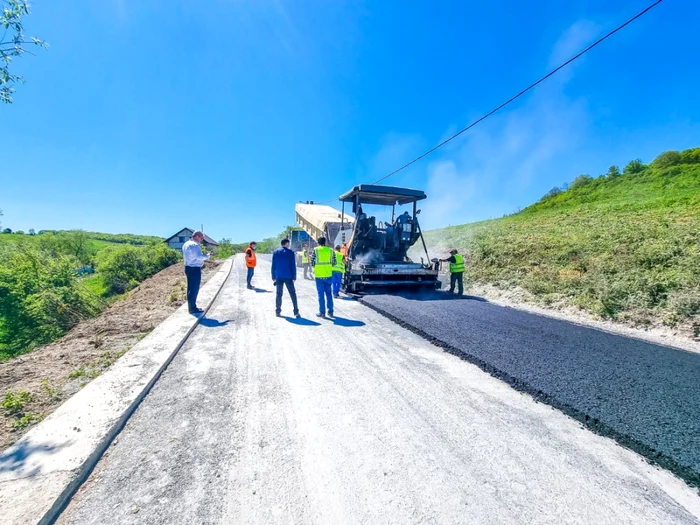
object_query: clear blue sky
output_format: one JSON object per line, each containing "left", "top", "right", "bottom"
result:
{"left": 2, "top": 0, "right": 699, "bottom": 242}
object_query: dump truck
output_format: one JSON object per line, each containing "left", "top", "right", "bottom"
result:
{"left": 294, "top": 202, "right": 354, "bottom": 248}
{"left": 294, "top": 186, "right": 440, "bottom": 293}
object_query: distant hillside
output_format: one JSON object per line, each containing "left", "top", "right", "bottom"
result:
{"left": 424, "top": 147, "right": 700, "bottom": 333}
{"left": 0, "top": 230, "right": 163, "bottom": 245}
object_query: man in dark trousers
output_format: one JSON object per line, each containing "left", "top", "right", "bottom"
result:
{"left": 182, "top": 230, "right": 211, "bottom": 314}
{"left": 245, "top": 241, "right": 257, "bottom": 289}
{"left": 440, "top": 248, "right": 466, "bottom": 296}
{"left": 271, "top": 238, "right": 300, "bottom": 318}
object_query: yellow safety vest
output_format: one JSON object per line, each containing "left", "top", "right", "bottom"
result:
{"left": 314, "top": 246, "right": 334, "bottom": 278}
{"left": 300, "top": 251, "right": 309, "bottom": 264}
{"left": 450, "top": 254, "right": 465, "bottom": 273}
{"left": 333, "top": 250, "right": 345, "bottom": 273}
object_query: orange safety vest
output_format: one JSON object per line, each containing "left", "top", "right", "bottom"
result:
{"left": 245, "top": 247, "right": 257, "bottom": 268}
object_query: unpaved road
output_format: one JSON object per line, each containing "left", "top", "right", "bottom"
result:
{"left": 59, "top": 256, "right": 700, "bottom": 525}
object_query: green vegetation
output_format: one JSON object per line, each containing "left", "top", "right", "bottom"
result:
{"left": 213, "top": 238, "right": 236, "bottom": 259}
{"left": 11, "top": 412, "right": 44, "bottom": 431}
{"left": 2, "top": 390, "right": 31, "bottom": 415}
{"left": 0, "top": 230, "right": 180, "bottom": 361}
{"left": 425, "top": 147, "right": 700, "bottom": 327}
{"left": 1, "top": 0, "right": 48, "bottom": 104}
{"left": 68, "top": 349, "right": 128, "bottom": 384}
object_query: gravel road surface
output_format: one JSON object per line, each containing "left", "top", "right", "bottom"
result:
{"left": 58, "top": 256, "right": 700, "bottom": 525}
{"left": 361, "top": 291, "right": 700, "bottom": 486}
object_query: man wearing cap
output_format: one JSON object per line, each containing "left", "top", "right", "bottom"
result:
{"left": 182, "top": 230, "right": 211, "bottom": 314}
{"left": 440, "top": 249, "right": 466, "bottom": 296}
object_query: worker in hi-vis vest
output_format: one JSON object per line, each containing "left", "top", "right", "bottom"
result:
{"left": 440, "top": 249, "right": 466, "bottom": 296}
{"left": 310, "top": 237, "right": 337, "bottom": 318}
{"left": 332, "top": 244, "right": 345, "bottom": 298}
{"left": 300, "top": 244, "right": 311, "bottom": 280}
{"left": 245, "top": 241, "right": 257, "bottom": 290}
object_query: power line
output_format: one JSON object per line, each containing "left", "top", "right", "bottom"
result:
{"left": 369, "top": 0, "right": 664, "bottom": 185}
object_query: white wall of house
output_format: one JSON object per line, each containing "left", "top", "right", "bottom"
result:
{"left": 166, "top": 228, "right": 193, "bottom": 251}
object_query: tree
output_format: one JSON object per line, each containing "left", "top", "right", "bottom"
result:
{"left": 652, "top": 150, "right": 681, "bottom": 169}
{"left": 15, "top": 229, "right": 24, "bottom": 234}
{"left": 623, "top": 159, "right": 646, "bottom": 175}
{"left": 538, "top": 186, "right": 563, "bottom": 203}
{"left": 570, "top": 174, "right": 593, "bottom": 190}
{"left": 1, "top": 0, "right": 48, "bottom": 104}
{"left": 606, "top": 165, "right": 621, "bottom": 179}
{"left": 2, "top": 227, "right": 11, "bottom": 234}
{"left": 28, "top": 228, "right": 35, "bottom": 235}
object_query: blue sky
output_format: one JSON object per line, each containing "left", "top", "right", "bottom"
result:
{"left": 1, "top": 0, "right": 699, "bottom": 242}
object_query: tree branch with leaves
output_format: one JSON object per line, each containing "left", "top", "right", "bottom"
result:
{"left": 1, "top": 0, "right": 47, "bottom": 103}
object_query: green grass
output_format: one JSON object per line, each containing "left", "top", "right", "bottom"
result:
{"left": 2, "top": 391, "right": 32, "bottom": 415}
{"left": 424, "top": 148, "right": 700, "bottom": 327}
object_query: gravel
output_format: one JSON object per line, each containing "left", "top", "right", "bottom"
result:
{"left": 361, "top": 291, "right": 700, "bottom": 486}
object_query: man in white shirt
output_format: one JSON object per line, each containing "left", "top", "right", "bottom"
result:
{"left": 182, "top": 230, "right": 211, "bottom": 314}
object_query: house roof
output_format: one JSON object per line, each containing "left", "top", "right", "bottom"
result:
{"left": 164, "top": 227, "right": 219, "bottom": 246}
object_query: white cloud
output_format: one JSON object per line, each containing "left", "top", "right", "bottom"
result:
{"left": 416, "top": 21, "right": 594, "bottom": 230}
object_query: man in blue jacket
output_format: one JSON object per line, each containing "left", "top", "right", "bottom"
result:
{"left": 271, "top": 238, "right": 300, "bottom": 318}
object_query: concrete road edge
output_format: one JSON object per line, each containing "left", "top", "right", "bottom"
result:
{"left": 0, "top": 258, "right": 234, "bottom": 525}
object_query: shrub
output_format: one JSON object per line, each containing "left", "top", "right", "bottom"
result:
{"left": 623, "top": 159, "right": 646, "bottom": 175}
{"left": 652, "top": 150, "right": 682, "bottom": 169}
{"left": 570, "top": 174, "right": 594, "bottom": 190}
{"left": 96, "top": 244, "right": 181, "bottom": 295}
{"left": 606, "top": 165, "right": 620, "bottom": 179}
{"left": 214, "top": 238, "right": 235, "bottom": 259}
{"left": 97, "top": 246, "right": 146, "bottom": 294}
{"left": 680, "top": 147, "right": 700, "bottom": 165}
{"left": 0, "top": 243, "right": 101, "bottom": 359}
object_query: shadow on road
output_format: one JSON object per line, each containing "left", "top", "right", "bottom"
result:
{"left": 330, "top": 316, "right": 365, "bottom": 327}
{"left": 389, "top": 291, "right": 488, "bottom": 302}
{"left": 199, "top": 318, "right": 232, "bottom": 328}
{"left": 283, "top": 316, "right": 321, "bottom": 326}
{"left": 253, "top": 288, "right": 269, "bottom": 293}
{"left": 0, "top": 439, "right": 70, "bottom": 476}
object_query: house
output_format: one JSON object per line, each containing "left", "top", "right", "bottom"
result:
{"left": 165, "top": 228, "right": 220, "bottom": 252}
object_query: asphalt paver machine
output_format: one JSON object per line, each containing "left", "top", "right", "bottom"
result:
{"left": 338, "top": 184, "right": 441, "bottom": 293}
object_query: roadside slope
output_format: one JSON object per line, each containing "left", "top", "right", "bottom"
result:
{"left": 423, "top": 147, "right": 700, "bottom": 340}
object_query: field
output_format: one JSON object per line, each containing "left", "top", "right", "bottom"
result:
{"left": 424, "top": 147, "right": 700, "bottom": 333}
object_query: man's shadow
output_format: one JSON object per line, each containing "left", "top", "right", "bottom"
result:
{"left": 329, "top": 316, "right": 365, "bottom": 327}
{"left": 283, "top": 316, "right": 321, "bottom": 326}
{"left": 199, "top": 318, "right": 232, "bottom": 328}
{"left": 253, "top": 288, "right": 269, "bottom": 293}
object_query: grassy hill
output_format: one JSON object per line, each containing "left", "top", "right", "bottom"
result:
{"left": 424, "top": 147, "right": 700, "bottom": 332}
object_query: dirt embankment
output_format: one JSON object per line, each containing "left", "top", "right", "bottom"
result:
{"left": 0, "top": 260, "right": 222, "bottom": 451}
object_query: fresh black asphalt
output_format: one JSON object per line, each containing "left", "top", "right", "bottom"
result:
{"left": 361, "top": 292, "right": 700, "bottom": 487}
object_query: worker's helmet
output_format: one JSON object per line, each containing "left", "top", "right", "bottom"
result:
{"left": 450, "top": 249, "right": 458, "bottom": 254}
{"left": 335, "top": 245, "right": 341, "bottom": 250}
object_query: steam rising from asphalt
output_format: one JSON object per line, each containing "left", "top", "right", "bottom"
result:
{"left": 352, "top": 249, "right": 385, "bottom": 266}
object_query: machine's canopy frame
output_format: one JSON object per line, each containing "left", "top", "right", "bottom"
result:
{"left": 338, "top": 184, "right": 427, "bottom": 206}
